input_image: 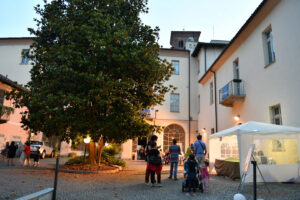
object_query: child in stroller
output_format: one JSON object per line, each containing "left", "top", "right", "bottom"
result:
{"left": 182, "top": 154, "right": 203, "bottom": 195}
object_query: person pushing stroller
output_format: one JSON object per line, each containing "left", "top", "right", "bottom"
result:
{"left": 182, "top": 154, "right": 202, "bottom": 196}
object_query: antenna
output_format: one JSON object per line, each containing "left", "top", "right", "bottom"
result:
{"left": 213, "top": 25, "right": 215, "bottom": 40}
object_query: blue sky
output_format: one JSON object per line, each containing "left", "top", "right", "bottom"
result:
{"left": 0, "top": 0, "right": 262, "bottom": 47}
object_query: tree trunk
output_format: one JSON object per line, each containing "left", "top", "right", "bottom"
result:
{"left": 97, "top": 137, "right": 105, "bottom": 166}
{"left": 88, "top": 141, "right": 97, "bottom": 165}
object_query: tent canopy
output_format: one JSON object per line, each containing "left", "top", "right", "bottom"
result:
{"left": 210, "top": 121, "right": 300, "bottom": 138}
{"left": 209, "top": 121, "right": 300, "bottom": 183}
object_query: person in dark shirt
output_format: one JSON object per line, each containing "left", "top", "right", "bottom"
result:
{"left": 33, "top": 147, "right": 40, "bottom": 167}
{"left": 184, "top": 154, "right": 198, "bottom": 196}
{"left": 145, "top": 135, "right": 158, "bottom": 184}
{"left": 7, "top": 141, "right": 17, "bottom": 166}
{"left": 147, "top": 142, "right": 162, "bottom": 187}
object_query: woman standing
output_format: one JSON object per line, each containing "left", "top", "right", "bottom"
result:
{"left": 23, "top": 141, "right": 31, "bottom": 167}
{"left": 7, "top": 141, "right": 17, "bottom": 166}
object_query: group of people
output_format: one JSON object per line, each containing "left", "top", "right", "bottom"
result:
{"left": 144, "top": 134, "right": 210, "bottom": 195}
{"left": 0, "top": 141, "right": 40, "bottom": 167}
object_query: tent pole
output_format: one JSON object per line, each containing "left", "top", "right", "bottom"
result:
{"left": 251, "top": 160, "right": 257, "bottom": 200}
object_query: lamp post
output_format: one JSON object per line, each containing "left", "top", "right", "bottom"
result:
{"left": 82, "top": 136, "right": 91, "bottom": 169}
{"left": 153, "top": 109, "right": 159, "bottom": 135}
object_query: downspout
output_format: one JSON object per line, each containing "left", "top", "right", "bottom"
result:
{"left": 209, "top": 69, "right": 218, "bottom": 133}
{"left": 188, "top": 50, "right": 191, "bottom": 150}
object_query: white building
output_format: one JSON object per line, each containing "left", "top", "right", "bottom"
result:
{"left": 0, "top": 37, "right": 33, "bottom": 86}
{"left": 197, "top": 0, "right": 300, "bottom": 151}
{"left": 1, "top": 0, "right": 299, "bottom": 160}
{"left": 121, "top": 32, "right": 228, "bottom": 159}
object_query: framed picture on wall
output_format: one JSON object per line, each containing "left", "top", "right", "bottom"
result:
{"left": 272, "top": 139, "right": 285, "bottom": 152}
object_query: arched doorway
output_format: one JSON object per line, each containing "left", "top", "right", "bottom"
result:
{"left": 163, "top": 124, "right": 185, "bottom": 152}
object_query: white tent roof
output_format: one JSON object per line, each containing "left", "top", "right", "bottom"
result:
{"left": 210, "top": 121, "right": 300, "bottom": 138}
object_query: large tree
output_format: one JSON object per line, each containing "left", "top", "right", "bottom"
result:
{"left": 9, "top": 0, "right": 174, "bottom": 164}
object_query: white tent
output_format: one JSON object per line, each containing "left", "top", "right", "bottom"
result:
{"left": 209, "top": 121, "right": 300, "bottom": 182}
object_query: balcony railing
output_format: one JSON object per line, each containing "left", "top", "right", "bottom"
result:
{"left": 219, "top": 79, "right": 246, "bottom": 107}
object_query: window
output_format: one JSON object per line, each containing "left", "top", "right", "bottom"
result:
{"left": 0, "top": 90, "right": 5, "bottom": 105}
{"left": 263, "top": 27, "right": 275, "bottom": 65}
{"left": 197, "top": 95, "right": 200, "bottom": 113}
{"left": 233, "top": 59, "right": 239, "bottom": 80}
{"left": 170, "top": 93, "right": 180, "bottom": 112}
{"left": 21, "top": 49, "right": 30, "bottom": 64}
{"left": 172, "top": 61, "right": 179, "bottom": 75}
{"left": 210, "top": 82, "right": 214, "bottom": 105}
{"left": 270, "top": 104, "right": 282, "bottom": 125}
{"left": 178, "top": 40, "right": 184, "bottom": 48}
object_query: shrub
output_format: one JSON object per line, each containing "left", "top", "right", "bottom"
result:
{"left": 65, "top": 156, "right": 89, "bottom": 165}
{"left": 107, "top": 157, "right": 126, "bottom": 167}
{"left": 102, "top": 143, "right": 121, "bottom": 157}
{"left": 68, "top": 152, "right": 77, "bottom": 158}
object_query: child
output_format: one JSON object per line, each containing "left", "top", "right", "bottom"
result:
{"left": 33, "top": 147, "right": 40, "bottom": 167}
{"left": 201, "top": 160, "right": 210, "bottom": 192}
{"left": 184, "top": 154, "right": 198, "bottom": 196}
{"left": 147, "top": 142, "right": 162, "bottom": 187}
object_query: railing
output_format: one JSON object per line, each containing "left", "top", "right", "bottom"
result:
{"left": 219, "top": 79, "right": 245, "bottom": 107}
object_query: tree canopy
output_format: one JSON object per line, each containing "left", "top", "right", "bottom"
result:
{"left": 9, "top": 0, "right": 174, "bottom": 145}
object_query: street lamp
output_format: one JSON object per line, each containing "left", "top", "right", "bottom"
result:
{"left": 153, "top": 110, "right": 159, "bottom": 135}
{"left": 82, "top": 136, "right": 91, "bottom": 169}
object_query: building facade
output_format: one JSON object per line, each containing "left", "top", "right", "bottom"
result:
{"left": 0, "top": 74, "right": 29, "bottom": 149}
{"left": 0, "top": 0, "right": 299, "bottom": 160}
{"left": 197, "top": 0, "right": 300, "bottom": 150}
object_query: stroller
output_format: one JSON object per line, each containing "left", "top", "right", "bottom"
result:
{"left": 181, "top": 159, "right": 204, "bottom": 193}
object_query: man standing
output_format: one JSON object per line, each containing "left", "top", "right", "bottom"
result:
{"left": 168, "top": 139, "right": 181, "bottom": 180}
{"left": 193, "top": 135, "right": 207, "bottom": 169}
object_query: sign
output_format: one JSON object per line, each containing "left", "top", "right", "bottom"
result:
{"left": 221, "top": 83, "right": 229, "bottom": 101}
{"left": 238, "top": 144, "right": 255, "bottom": 191}
{"left": 243, "top": 144, "right": 255, "bottom": 173}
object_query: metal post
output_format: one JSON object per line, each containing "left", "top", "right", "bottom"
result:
{"left": 52, "top": 140, "right": 61, "bottom": 200}
{"left": 251, "top": 160, "right": 257, "bottom": 200}
{"left": 82, "top": 144, "right": 87, "bottom": 169}
{"left": 52, "top": 156, "right": 60, "bottom": 200}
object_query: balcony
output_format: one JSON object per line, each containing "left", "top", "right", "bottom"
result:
{"left": 219, "top": 79, "right": 245, "bottom": 107}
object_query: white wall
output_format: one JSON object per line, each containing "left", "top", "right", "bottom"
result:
{"left": 157, "top": 50, "right": 190, "bottom": 121}
{"left": 199, "top": 0, "right": 300, "bottom": 142}
{"left": 0, "top": 39, "right": 32, "bottom": 85}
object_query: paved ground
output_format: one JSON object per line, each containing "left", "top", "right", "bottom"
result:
{"left": 0, "top": 159, "right": 300, "bottom": 200}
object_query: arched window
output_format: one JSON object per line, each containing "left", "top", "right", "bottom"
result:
{"left": 163, "top": 124, "right": 185, "bottom": 152}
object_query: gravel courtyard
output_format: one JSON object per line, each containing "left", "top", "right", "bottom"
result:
{"left": 0, "top": 160, "right": 300, "bottom": 200}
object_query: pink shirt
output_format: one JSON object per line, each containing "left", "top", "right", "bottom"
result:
{"left": 201, "top": 166, "right": 210, "bottom": 179}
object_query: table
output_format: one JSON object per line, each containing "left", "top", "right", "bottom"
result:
{"left": 214, "top": 159, "right": 241, "bottom": 180}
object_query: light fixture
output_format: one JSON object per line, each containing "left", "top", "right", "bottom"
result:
{"left": 105, "top": 142, "right": 109, "bottom": 146}
{"left": 84, "top": 136, "right": 91, "bottom": 144}
{"left": 234, "top": 115, "right": 240, "bottom": 121}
